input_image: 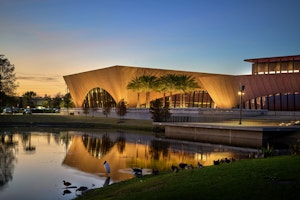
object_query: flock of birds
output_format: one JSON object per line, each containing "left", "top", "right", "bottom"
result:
{"left": 171, "top": 162, "right": 204, "bottom": 173}
{"left": 62, "top": 158, "right": 234, "bottom": 196}
{"left": 62, "top": 180, "right": 92, "bottom": 196}
{"left": 132, "top": 161, "right": 205, "bottom": 177}
{"left": 213, "top": 157, "right": 235, "bottom": 165}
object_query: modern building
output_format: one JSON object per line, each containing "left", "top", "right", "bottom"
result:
{"left": 63, "top": 55, "right": 300, "bottom": 111}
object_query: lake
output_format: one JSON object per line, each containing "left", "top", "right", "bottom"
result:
{"left": 0, "top": 129, "right": 294, "bottom": 200}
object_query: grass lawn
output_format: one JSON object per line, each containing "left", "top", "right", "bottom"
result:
{"left": 76, "top": 155, "right": 300, "bottom": 200}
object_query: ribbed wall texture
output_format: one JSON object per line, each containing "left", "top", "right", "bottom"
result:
{"left": 64, "top": 65, "right": 300, "bottom": 109}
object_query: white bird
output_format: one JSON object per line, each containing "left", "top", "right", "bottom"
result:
{"left": 104, "top": 161, "right": 111, "bottom": 174}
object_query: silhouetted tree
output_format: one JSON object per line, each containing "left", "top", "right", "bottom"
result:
{"left": 22, "top": 91, "right": 36, "bottom": 108}
{"left": 102, "top": 101, "right": 112, "bottom": 117}
{"left": 0, "top": 55, "right": 18, "bottom": 96}
{"left": 61, "top": 93, "right": 74, "bottom": 115}
{"left": 116, "top": 99, "right": 127, "bottom": 121}
{"left": 150, "top": 99, "right": 171, "bottom": 122}
{"left": 0, "top": 55, "right": 18, "bottom": 108}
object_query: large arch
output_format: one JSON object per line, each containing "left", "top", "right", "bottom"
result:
{"left": 63, "top": 65, "right": 212, "bottom": 108}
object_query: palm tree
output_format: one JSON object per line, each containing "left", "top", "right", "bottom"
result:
{"left": 139, "top": 75, "right": 158, "bottom": 108}
{"left": 159, "top": 74, "right": 178, "bottom": 108}
{"left": 176, "top": 75, "right": 200, "bottom": 107}
{"left": 127, "top": 77, "right": 143, "bottom": 108}
{"left": 127, "top": 75, "right": 159, "bottom": 108}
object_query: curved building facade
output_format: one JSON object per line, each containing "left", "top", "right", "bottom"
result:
{"left": 63, "top": 55, "right": 300, "bottom": 111}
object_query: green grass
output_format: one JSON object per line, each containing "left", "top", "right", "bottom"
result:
{"left": 77, "top": 155, "right": 300, "bottom": 200}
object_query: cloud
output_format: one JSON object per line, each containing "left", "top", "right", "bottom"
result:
{"left": 16, "top": 73, "right": 62, "bottom": 82}
{"left": 17, "top": 76, "right": 58, "bottom": 82}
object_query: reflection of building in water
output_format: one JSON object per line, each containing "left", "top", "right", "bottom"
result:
{"left": 62, "top": 135, "right": 247, "bottom": 182}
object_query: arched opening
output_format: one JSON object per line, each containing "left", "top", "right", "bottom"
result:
{"left": 82, "top": 88, "right": 117, "bottom": 108}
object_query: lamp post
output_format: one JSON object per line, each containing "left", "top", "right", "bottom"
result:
{"left": 238, "top": 84, "right": 245, "bottom": 125}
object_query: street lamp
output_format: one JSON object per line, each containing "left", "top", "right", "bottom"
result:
{"left": 238, "top": 84, "right": 245, "bottom": 125}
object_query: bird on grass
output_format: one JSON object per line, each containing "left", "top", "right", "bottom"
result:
{"left": 179, "top": 163, "right": 188, "bottom": 169}
{"left": 186, "top": 164, "right": 194, "bottom": 170}
{"left": 197, "top": 162, "right": 204, "bottom": 168}
{"left": 213, "top": 160, "right": 220, "bottom": 165}
{"left": 171, "top": 164, "right": 179, "bottom": 173}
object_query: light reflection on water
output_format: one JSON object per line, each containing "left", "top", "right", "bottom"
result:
{"left": 0, "top": 130, "right": 259, "bottom": 200}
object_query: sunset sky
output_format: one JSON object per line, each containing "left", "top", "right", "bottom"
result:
{"left": 1, "top": 0, "right": 300, "bottom": 97}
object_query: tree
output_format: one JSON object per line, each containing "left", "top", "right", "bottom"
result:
{"left": 0, "top": 55, "right": 18, "bottom": 96}
{"left": 158, "top": 74, "right": 178, "bottom": 108}
{"left": 52, "top": 93, "right": 62, "bottom": 109}
{"left": 127, "top": 77, "right": 143, "bottom": 108}
{"left": 102, "top": 101, "right": 112, "bottom": 117}
{"left": 149, "top": 99, "right": 171, "bottom": 122}
{"left": 116, "top": 99, "right": 127, "bottom": 121}
{"left": 127, "top": 75, "right": 159, "bottom": 108}
{"left": 0, "top": 55, "right": 18, "bottom": 108}
{"left": 139, "top": 75, "right": 158, "bottom": 108}
{"left": 176, "top": 75, "right": 200, "bottom": 107}
{"left": 61, "top": 93, "right": 74, "bottom": 108}
{"left": 22, "top": 91, "right": 37, "bottom": 108}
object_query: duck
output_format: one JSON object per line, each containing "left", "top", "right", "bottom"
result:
{"left": 171, "top": 164, "right": 179, "bottom": 172}
{"left": 63, "top": 180, "right": 72, "bottom": 187}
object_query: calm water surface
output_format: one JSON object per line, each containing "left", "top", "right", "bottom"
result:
{"left": 0, "top": 129, "right": 291, "bottom": 200}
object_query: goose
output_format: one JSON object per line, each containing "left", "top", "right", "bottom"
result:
{"left": 63, "top": 180, "right": 72, "bottom": 187}
{"left": 132, "top": 168, "right": 143, "bottom": 175}
{"left": 213, "top": 160, "right": 220, "bottom": 165}
{"left": 179, "top": 163, "right": 188, "bottom": 169}
{"left": 186, "top": 164, "right": 194, "bottom": 170}
{"left": 197, "top": 162, "right": 204, "bottom": 168}
{"left": 171, "top": 164, "right": 179, "bottom": 172}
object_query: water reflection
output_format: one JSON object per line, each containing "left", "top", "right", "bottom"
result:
{"left": 22, "top": 132, "right": 36, "bottom": 152}
{"left": 0, "top": 130, "right": 297, "bottom": 200}
{"left": 63, "top": 131, "right": 253, "bottom": 182}
{"left": 0, "top": 133, "right": 17, "bottom": 187}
